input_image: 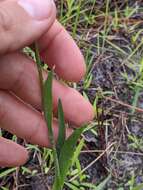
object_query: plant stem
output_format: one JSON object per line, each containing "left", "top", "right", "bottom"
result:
{"left": 34, "top": 44, "right": 60, "bottom": 189}
{"left": 34, "top": 43, "right": 44, "bottom": 107}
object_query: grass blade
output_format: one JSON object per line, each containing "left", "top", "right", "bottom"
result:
{"left": 96, "top": 174, "right": 111, "bottom": 190}
{"left": 34, "top": 44, "right": 83, "bottom": 190}
{"left": 72, "top": 138, "right": 84, "bottom": 166}
{"left": 34, "top": 45, "right": 61, "bottom": 189}
{"left": 53, "top": 126, "right": 85, "bottom": 190}
{"left": 43, "top": 71, "right": 61, "bottom": 185}
{"left": 56, "top": 99, "right": 66, "bottom": 157}
{"left": 0, "top": 168, "right": 16, "bottom": 178}
{"left": 43, "top": 71, "right": 53, "bottom": 139}
{"left": 132, "top": 184, "right": 143, "bottom": 190}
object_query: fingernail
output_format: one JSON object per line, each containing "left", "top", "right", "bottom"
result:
{"left": 18, "top": 0, "right": 54, "bottom": 20}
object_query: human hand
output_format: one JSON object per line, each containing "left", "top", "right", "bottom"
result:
{"left": 0, "top": 0, "right": 94, "bottom": 167}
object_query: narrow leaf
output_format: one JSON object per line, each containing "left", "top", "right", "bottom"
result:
{"left": 53, "top": 127, "right": 85, "bottom": 190}
{"left": 72, "top": 138, "right": 84, "bottom": 166}
{"left": 34, "top": 44, "right": 44, "bottom": 101}
{"left": 65, "top": 182, "right": 79, "bottom": 190}
{"left": 96, "top": 174, "right": 111, "bottom": 190}
{"left": 132, "top": 184, "right": 143, "bottom": 190}
{"left": 56, "top": 99, "right": 66, "bottom": 156}
{"left": 34, "top": 45, "right": 61, "bottom": 188}
{"left": 43, "top": 71, "right": 60, "bottom": 184}
{"left": 43, "top": 71, "right": 53, "bottom": 137}
{"left": 0, "top": 168, "right": 16, "bottom": 178}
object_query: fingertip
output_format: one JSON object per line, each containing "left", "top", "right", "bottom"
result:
{"left": 74, "top": 98, "right": 95, "bottom": 126}
{"left": 60, "top": 88, "right": 94, "bottom": 126}
{"left": 81, "top": 101, "right": 95, "bottom": 125}
{"left": 0, "top": 0, "right": 56, "bottom": 54}
{"left": 62, "top": 52, "right": 86, "bottom": 82}
{"left": 0, "top": 138, "right": 29, "bottom": 167}
{"left": 16, "top": 146, "right": 29, "bottom": 166}
{"left": 9, "top": 143, "right": 29, "bottom": 167}
{"left": 39, "top": 20, "right": 86, "bottom": 82}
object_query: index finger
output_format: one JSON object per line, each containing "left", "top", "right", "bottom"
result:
{"left": 38, "top": 20, "right": 86, "bottom": 82}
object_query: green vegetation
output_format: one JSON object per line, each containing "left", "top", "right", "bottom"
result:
{"left": 35, "top": 44, "right": 85, "bottom": 190}
{"left": 0, "top": 0, "right": 143, "bottom": 189}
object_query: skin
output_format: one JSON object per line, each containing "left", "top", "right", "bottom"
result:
{"left": 0, "top": 0, "right": 94, "bottom": 167}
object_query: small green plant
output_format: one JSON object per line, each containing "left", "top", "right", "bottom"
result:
{"left": 128, "top": 134, "right": 143, "bottom": 151}
{"left": 125, "top": 173, "right": 143, "bottom": 190}
{"left": 34, "top": 44, "right": 85, "bottom": 190}
{"left": 0, "top": 168, "right": 17, "bottom": 178}
{"left": 65, "top": 174, "right": 111, "bottom": 190}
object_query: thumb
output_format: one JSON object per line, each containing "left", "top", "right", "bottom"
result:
{"left": 0, "top": 0, "right": 56, "bottom": 54}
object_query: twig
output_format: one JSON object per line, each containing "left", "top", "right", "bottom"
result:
{"left": 69, "top": 142, "right": 115, "bottom": 182}
{"left": 105, "top": 96, "right": 143, "bottom": 113}
{"left": 81, "top": 150, "right": 143, "bottom": 157}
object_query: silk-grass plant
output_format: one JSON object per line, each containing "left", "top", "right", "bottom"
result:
{"left": 34, "top": 44, "right": 84, "bottom": 190}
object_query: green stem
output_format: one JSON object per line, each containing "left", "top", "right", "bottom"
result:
{"left": 34, "top": 43, "right": 44, "bottom": 107}
{"left": 34, "top": 44, "right": 60, "bottom": 189}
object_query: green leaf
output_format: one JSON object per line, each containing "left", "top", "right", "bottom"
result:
{"left": 82, "top": 182, "right": 100, "bottom": 189}
{"left": 132, "top": 184, "right": 143, "bottom": 190}
{"left": 96, "top": 175, "right": 111, "bottom": 190}
{"left": 34, "top": 43, "right": 44, "bottom": 97}
{"left": 56, "top": 99, "right": 66, "bottom": 157}
{"left": 65, "top": 182, "right": 79, "bottom": 190}
{"left": 1, "top": 187, "right": 9, "bottom": 190}
{"left": 0, "top": 168, "right": 16, "bottom": 178}
{"left": 43, "top": 71, "right": 60, "bottom": 185}
{"left": 34, "top": 44, "right": 61, "bottom": 189}
{"left": 53, "top": 127, "right": 85, "bottom": 190}
{"left": 43, "top": 71, "right": 53, "bottom": 138}
{"left": 72, "top": 138, "right": 84, "bottom": 166}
